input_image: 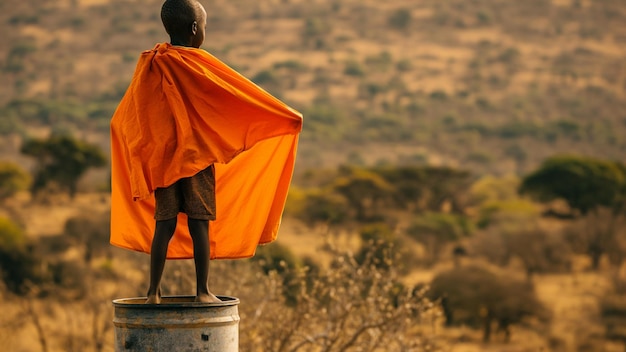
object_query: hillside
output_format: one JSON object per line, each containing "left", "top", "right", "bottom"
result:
{"left": 1, "top": 0, "right": 625, "bottom": 179}
{"left": 2, "top": 1, "right": 626, "bottom": 351}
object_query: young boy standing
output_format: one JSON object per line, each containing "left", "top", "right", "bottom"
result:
{"left": 110, "top": 0, "right": 302, "bottom": 304}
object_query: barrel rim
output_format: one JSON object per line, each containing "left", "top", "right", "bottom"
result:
{"left": 112, "top": 295, "right": 239, "bottom": 308}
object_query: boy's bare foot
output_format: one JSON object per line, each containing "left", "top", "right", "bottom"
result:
{"left": 195, "top": 292, "right": 221, "bottom": 303}
{"left": 145, "top": 288, "right": 161, "bottom": 304}
{"left": 145, "top": 294, "right": 161, "bottom": 304}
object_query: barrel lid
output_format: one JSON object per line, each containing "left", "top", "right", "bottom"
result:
{"left": 112, "top": 295, "right": 239, "bottom": 308}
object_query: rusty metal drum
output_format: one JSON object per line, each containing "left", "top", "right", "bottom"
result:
{"left": 113, "top": 296, "right": 240, "bottom": 352}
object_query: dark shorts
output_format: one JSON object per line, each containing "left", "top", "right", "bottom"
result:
{"left": 154, "top": 165, "right": 216, "bottom": 221}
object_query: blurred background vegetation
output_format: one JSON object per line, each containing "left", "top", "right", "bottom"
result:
{"left": 1, "top": 0, "right": 626, "bottom": 351}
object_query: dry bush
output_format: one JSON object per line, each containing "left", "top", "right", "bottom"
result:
{"left": 429, "top": 265, "right": 549, "bottom": 343}
{"left": 207, "top": 242, "right": 440, "bottom": 352}
{"left": 149, "top": 241, "right": 440, "bottom": 351}
{"left": 599, "top": 276, "right": 626, "bottom": 350}
{"left": 0, "top": 217, "right": 43, "bottom": 294}
{"left": 63, "top": 211, "right": 112, "bottom": 263}
{"left": 564, "top": 208, "right": 626, "bottom": 270}
{"left": 0, "top": 262, "right": 121, "bottom": 352}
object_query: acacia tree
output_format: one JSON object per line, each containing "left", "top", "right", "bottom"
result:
{"left": 332, "top": 167, "right": 395, "bottom": 222}
{"left": 375, "top": 166, "right": 472, "bottom": 213}
{"left": 290, "top": 165, "right": 473, "bottom": 230}
{"left": 20, "top": 135, "right": 106, "bottom": 198}
{"left": 406, "top": 212, "right": 472, "bottom": 265}
{"left": 429, "top": 265, "right": 548, "bottom": 343}
{"left": 520, "top": 155, "right": 626, "bottom": 269}
{"left": 290, "top": 190, "right": 350, "bottom": 232}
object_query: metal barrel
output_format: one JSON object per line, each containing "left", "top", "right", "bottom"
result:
{"left": 112, "top": 296, "right": 240, "bottom": 352}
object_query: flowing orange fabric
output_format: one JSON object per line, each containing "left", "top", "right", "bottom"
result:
{"left": 110, "top": 43, "right": 302, "bottom": 259}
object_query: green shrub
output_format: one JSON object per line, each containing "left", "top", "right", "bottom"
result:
{"left": 8, "top": 14, "right": 39, "bottom": 25}
{"left": 0, "top": 218, "right": 41, "bottom": 294}
{"left": 121, "top": 52, "right": 136, "bottom": 62}
{"left": 475, "top": 97, "right": 492, "bottom": 109}
{"left": 8, "top": 41, "right": 37, "bottom": 57}
{"left": 0, "top": 161, "right": 31, "bottom": 200}
{"left": 476, "top": 11, "right": 492, "bottom": 25}
{"left": 387, "top": 8, "right": 411, "bottom": 30}
{"left": 429, "top": 90, "right": 448, "bottom": 100}
{"left": 498, "top": 47, "right": 520, "bottom": 63}
{"left": 4, "top": 40, "right": 37, "bottom": 73}
{"left": 110, "top": 15, "right": 133, "bottom": 33}
{"left": 358, "top": 82, "right": 387, "bottom": 99}
{"left": 496, "top": 121, "right": 541, "bottom": 139}
{"left": 304, "top": 102, "right": 344, "bottom": 126}
{"left": 253, "top": 242, "right": 301, "bottom": 275}
{"left": 396, "top": 59, "right": 413, "bottom": 72}
{"left": 466, "top": 151, "right": 493, "bottom": 164}
{"left": 302, "top": 17, "right": 331, "bottom": 49}
{"left": 343, "top": 60, "right": 364, "bottom": 77}
{"left": 273, "top": 60, "right": 307, "bottom": 71}
{"left": 292, "top": 190, "right": 350, "bottom": 227}
{"left": 365, "top": 51, "right": 393, "bottom": 71}
{"left": 252, "top": 69, "right": 278, "bottom": 86}
{"left": 547, "top": 119, "right": 582, "bottom": 141}
{"left": 67, "top": 16, "right": 85, "bottom": 28}
{"left": 504, "top": 144, "right": 527, "bottom": 162}
{"left": 252, "top": 242, "right": 305, "bottom": 306}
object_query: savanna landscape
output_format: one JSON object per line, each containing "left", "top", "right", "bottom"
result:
{"left": 1, "top": 0, "right": 626, "bottom": 351}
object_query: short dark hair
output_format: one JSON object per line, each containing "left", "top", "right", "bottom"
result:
{"left": 161, "top": 0, "right": 200, "bottom": 38}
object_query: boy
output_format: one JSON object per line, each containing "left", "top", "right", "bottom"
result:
{"left": 110, "top": 0, "right": 302, "bottom": 304}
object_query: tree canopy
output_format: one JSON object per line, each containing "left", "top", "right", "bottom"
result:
{"left": 289, "top": 165, "right": 474, "bottom": 230}
{"left": 332, "top": 167, "right": 395, "bottom": 221}
{"left": 375, "top": 165, "right": 472, "bottom": 213}
{"left": 519, "top": 155, "right": 626, "bottom": 216}
{"left": 20, "top": 135, "right": 106, "bottom": 197}
{"left": 520, "top": 155, "right": 626, "bottom": 269}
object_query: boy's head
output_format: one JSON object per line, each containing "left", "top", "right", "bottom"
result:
{"left": 161, "top": 0, "right": 206, "bottom": 48}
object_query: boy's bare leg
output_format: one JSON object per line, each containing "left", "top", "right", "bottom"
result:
{"left": 188, "top": 218, "right": 221, "bottom": 303}
{"left": 146, "top": 218, "right": 178, "bottom": 304}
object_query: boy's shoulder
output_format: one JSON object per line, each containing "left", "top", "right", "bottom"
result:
{"left": 140, "top": 43, "right": 209, "bottom": 63}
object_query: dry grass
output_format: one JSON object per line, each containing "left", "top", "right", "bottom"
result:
{"left": 1, "top": 194, "right": 623, "bottom": 350}
{"left": 1, "top": 192, "right": 110, "bottom": 237}
{"left": 4, "top": 0, "right": 624, "bottom": 104}
{"left": 2, "top": 0, "right": 626, "bottom": 350}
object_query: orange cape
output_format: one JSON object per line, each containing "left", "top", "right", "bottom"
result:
{"left": 110, "top": 43, "right": 302, "bottom": 259}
